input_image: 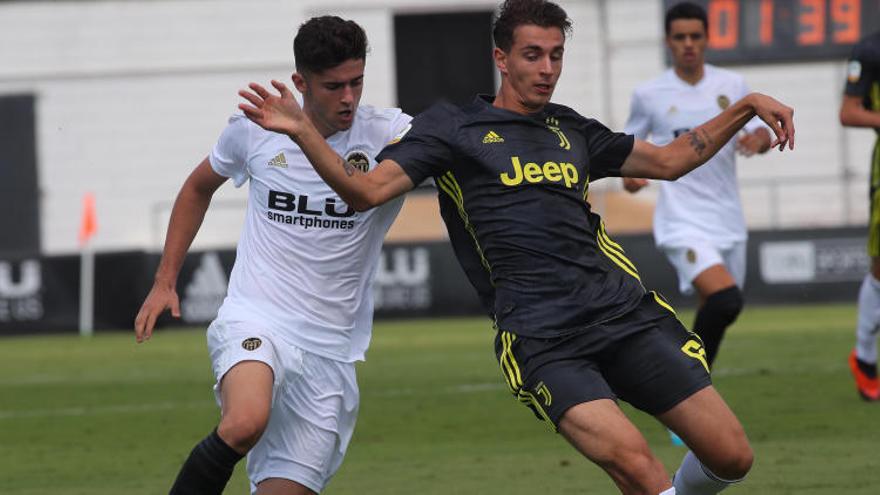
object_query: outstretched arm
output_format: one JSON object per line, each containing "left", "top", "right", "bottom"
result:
{"left": 134, "top": 158, "right": 226, "bottom": 342}
{"left": 620, "top": 93, "right": 794, "bottom": 180}
{"left": 840, "top": 94, "right": 880, "bottom": 129}
{"left": 238, "top": 80, "right": 415, "bottom": 211}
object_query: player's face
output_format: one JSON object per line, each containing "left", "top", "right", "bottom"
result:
{"left": 293, "top": 58, "right": 365, "bottom": 137}
{"left": 495, "top": 24, "right": 565, "bottom": 111}
{"left": 666, "top": 19, "right": 707, "bottom": 71}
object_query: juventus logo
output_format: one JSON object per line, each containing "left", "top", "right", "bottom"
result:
{"left": 545, "top": 117, "right": 571, "bottom": 150}
{"left": 534, "top": 381, "right": 553, "bottom": 406}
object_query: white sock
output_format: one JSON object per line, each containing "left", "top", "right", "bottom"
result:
{"left": 855, "top": 274, "right": 880, "bottom": 363}
{"left": 659, "top": 488, "right": 676, "bottom": 495}
{"left": 673, "top": 451, "right": 740, "bottom": 494}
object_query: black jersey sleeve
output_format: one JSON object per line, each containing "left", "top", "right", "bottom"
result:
{"left": 581, "top": 119, "right": 635, "bottom": 180}
{"left": 377, "top": 102, "right": 457, "bottom": 186}
{"left": 844, "top": 38, "right": 875, "bottom": 98}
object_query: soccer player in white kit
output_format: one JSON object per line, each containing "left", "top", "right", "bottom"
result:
{"left": 133, "top": 17, "right": 411, "bottom": 495}
{"left": 623, "top": 2, "right": 771, "bottom": 369}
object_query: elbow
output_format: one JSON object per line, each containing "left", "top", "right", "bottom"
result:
{"left": 350, "top": 201, "right": 373, "bottom": 213}
{"left": 658, "top": 166, "right": 684, "bottom": 181}
{"left": 347, "top": 191, "right": 381, "bottom": 212}
{"left": 654, "top": 154, "right": 685, "bottom": 181}
{"left": 839, "top": 109, "right": 856, "bottom": 127}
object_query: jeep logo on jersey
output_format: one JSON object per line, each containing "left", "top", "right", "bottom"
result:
{"left": 673, "top": 128, "right": 691, "bottom": 138}
{"left": 345, "top": 150, "right": 371, "bottom": 173}
{"left": 500, "top": 156, "right": 578, "bottom": 189}
{"left": 268, "top": 190, "right": 355, "bottom": 218}
{"left": 242, "top": 337, "right": 262, "bottom": 351}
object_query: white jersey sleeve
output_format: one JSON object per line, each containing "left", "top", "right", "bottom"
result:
{"left": 624, "top": 90, "right": 652, "bottom": 140}
{"left": 209, "top": 114, "right": 251, "bottom": 187}
{"left": 386, "top": 108, "right": 413, "bottom": 144}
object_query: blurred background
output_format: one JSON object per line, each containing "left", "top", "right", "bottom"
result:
{"left": 0, "top": 0, "right": 878, "bottom": 332}
{"left": 3, "top": 2, "right": 880, "bottom": 494}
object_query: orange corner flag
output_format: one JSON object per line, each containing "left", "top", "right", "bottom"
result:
{"left": 79, "top": 192, "right": 98, "bottom": 245}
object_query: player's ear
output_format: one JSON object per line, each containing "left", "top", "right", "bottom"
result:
{"left": 291, "top": 72, "right": 307, "bottom": 93}
{"left": 493, "top": 47, "right": 509, "bottom": 76}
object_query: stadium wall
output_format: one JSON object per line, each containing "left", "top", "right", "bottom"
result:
{"left": 1, "top": 0, "right": 876, "bottom": 251}
{"left": 0, "top": 227, "right": 868, "bottom": 334}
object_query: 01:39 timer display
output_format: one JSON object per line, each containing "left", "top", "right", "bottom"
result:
{"left": 663, "top": 0, "right": 880, "bottom": 64}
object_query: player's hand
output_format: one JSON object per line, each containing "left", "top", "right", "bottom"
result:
{"left": 736, "top": 129, "right": 771, "bottom": 157}
{"left": 238, "top": 80, "right": 306, "bottom": 138}
{"left": 622, "top": 177, "right": 649, "bottom": 193}
{"left": 747, "top": 93, "right": 794, "bottom": 152}
{"left": 134, "top": 284, "right": 180, "bottom": 343}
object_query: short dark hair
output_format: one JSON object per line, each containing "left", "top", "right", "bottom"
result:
{"left": 664, "top": 2, "right": 708, "bottom": 35}
{"left": 492, "top": 0, "right": 572, "bottom": 52}
{"left": 293, "top": 16, "right": 368, "bottom": 74}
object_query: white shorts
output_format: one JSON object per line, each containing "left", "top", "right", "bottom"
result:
{"left": 660, "top": 240, "right": 746, "bottom": 295}
{"left": 206, "top": 319, "right": 359, "bottom": 494}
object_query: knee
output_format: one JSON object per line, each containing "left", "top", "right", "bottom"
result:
{"left": 706, "top": 442, "right": 753, "bottom": 481}
{"left": 705, "top": 286, "right": 744, "bottom": 324}
{"left": 217, "top": 413, "right": 269, "bottom": 453}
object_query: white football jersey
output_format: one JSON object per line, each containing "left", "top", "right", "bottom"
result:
{"left": 209, "top": 105, "right": 411, "bottom": 362}
{"left": 625, "top": 64, "right": 764, "bottom": 248}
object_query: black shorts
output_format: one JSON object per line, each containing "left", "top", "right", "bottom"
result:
{"left": 494, "top": 291, "right": 711, "bottom": 429}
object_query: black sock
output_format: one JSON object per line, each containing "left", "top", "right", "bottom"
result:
{"left": 169, "top": 428, "right": 244, "bottom": 495}
{"left": 692, "top": 286, "right": 744, "bottom": 367}
{"left": 856, "top": 356, "right": 878, "bottom": 378}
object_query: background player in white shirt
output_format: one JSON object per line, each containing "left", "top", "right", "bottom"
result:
{"left": 623, "top": 2, "right": 771, "bottom": 369}
{"left": 134, "top": 17, "right": 410, "bottom": 495}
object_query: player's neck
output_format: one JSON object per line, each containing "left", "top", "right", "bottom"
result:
{"left": 302, "top": 105, "right": 338, "bottom": 138}
{"left": 674, "top": 64, "right": 705, "bottom": 86}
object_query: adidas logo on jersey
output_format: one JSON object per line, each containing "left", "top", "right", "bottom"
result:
{"left": 482, "top": 131, "right": 505, "bottom": 144}
{"left": 268, "top": 153, "right": 288, "bottom": 168}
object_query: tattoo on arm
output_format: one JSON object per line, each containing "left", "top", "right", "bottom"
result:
{"left": 687, "top": 129, "right": 714, "bottom": 157}
{"left": 340, "top": 157, "right": 356, "bottom": 177}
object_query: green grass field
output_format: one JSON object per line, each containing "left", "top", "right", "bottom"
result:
{"left": 1, "top": 303, "right": 878, "bottom": 494}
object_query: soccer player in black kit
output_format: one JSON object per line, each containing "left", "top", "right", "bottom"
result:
{"left": 840, "top": 30, "right": 880, "bottom": 402}
{"left": 237, "top": 1, "right": 795, "bottom": 493}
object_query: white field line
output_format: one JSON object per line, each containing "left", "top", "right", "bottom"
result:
{"left": 0, "top": 400, "right": 214, "bottom": 420}
{"left": 711, "top": 363, "right": 846, "bottom": 378}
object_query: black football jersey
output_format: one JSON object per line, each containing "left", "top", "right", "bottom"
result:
{"left": 378, "top": 96, "right": 646, "bottom": 338}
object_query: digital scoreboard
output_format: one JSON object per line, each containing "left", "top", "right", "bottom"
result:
{"left": 662, "top": 0, "right": 880, "bottom": 64}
